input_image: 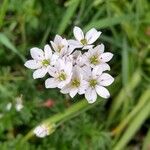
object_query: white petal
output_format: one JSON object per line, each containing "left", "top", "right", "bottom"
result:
{"left": 24, "top": 60, "right": 41, "bottom": 69}
{"left": 61, "top": 39, "right": 68, "bottom": 47}
{"left": 68, "top": 40, "right": 82, "bottom": 48}
{"left": 45, "top": 78, "right": 58, "bottom": 88}
{"left": 61, "top": 85, "right": 70, "bottom": 94}
{"left": 99, "top": 73, "right": 114, "bottom": 86}
{"left": 73, "top": 26, "right": 84, "bottom": 41}
{"left": 96, "top": 85, "right": 110, "bottom": 99}
{"left": 69, "top": 88, "right": 78, "bottom": 98}
{"left": 98, "top": 63, "right": 110, "bottom": 71}
{"left": 85, "top": 28, "right": 101, "bottom": 44}
{"left": 50, "top": 41, "right": 58, "bottom": 52}
{"left": 33, "top": 68, "right": 47, "bottom": 79}
{"left": 54, "top": 35, "right": 62, "bottom": 45}
{"left": 30, "top": 47, "right": 44, "bottom": 60}
{"left": 82, "top": 45, "right": 94, "bottom": 50}
{"left": 100, "top": 52, "right": 113, "bottom": 62}
{"left": 85, "top": 88, "right": 97, "bottom": 103}
{"left": 44, "top": 44, "right": 52, "bottom": 59}
{"left": 94, "top": 44, "right": 104, "bottom": 54}
{"left": 92, "top": 66, "right": 103, "bottom": 77}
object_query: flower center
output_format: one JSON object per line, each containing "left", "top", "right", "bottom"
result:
{"left": 71, "top": 79, "right": 80, "bottom": 87}
{"left": 57, "top": 45, "right": 64, "bottom": 52}
{"left": 89, "top": 79, "right": 97, "bottom": 88}
{"left": 89, "top": 55, "right": 99, "bottom": 65}
{"left": 42, "top": 59, "right": 50, "bottom": 66}
{"left": 80, "top": 39, "right": 87, "bottom": 45}
{"left": 58, "top": 71, "right": 67, "bottom": 81}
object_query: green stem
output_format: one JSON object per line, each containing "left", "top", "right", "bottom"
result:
{"left": 22, "top": 98, "right": 102, "bottom": 142}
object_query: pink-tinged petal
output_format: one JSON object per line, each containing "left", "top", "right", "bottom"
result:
{"left": 61, "top": 39, "right": 68, "bottom": 47}
{"left": 61, "top": 85, "right": 70, "bottom": 94}
{"left": 30, "top": 47, "right": 44, "bottom": 60}
{"left": 73, "top": 26, "right": 84, "bottom": 41}
{"left": 69, "top": 88, "right": 78, "bottom": 98}
{"left": 85, "top": 28, "right": 101, "bottom": 44}
{"left": 92, "top": 66, "right": 103, "bottom": 77}
{"left": 44, "top": 44, "right": 52, "bottom": 59}
{"left": 98, "top": 63, "right": 110, "bottom": 71}
{"left": 50, "top": 41, "right": 58, "bottom": 52}
{"left": 45, "top": 78, "right": 58, "bottom": 88}
{"left": 85, "top": 88, "right": 97, "bottom": 103}
{"left": 99, "top": 73, "right": 114, "bottom": 86}
{"left": 94, "top": 44, "right": 104, "bottom": 54}
{"left": 82, "top": 45, "right": 94, "bottom": 50}
{"left": 96, "top": 85, "right": 110, "bottom": 99}
{"left": 100, "top": 52, "right": 113, "bottom": 62}
{"left": 68, "top": 39, "right": 82, "bottom": 48}
{"left": 54, "top": 35, "right": 62, "bottom": 45}
{"left": 24, "top": 60, "right": 41, "bottom": 69}
{"left": 48, "top": 66, "right": 57, "bottom": 77}
{"left": 33, "top": 68, "right": 47, "bottom": 79}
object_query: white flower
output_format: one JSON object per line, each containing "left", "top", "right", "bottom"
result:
{"left": 45, "top": 59, "right": 72, "bottom": 89}
{"left": 24, "top": 44, "right": 58, "bottom": 79}
{"left": 83, "top": 44, "right": 113, "bottom": 69}
{"left": 50, "top": 35, "right": 73, "bottom": 56}
{"left": 68, "top": 26, "right": 101, "bottom": 50}
{"left": 33, "top": 124, "right": 50, "bottom": 138}
{"left": 6, "top": 102, "right": 12, "bottom": 111}
{"left": 15, "top": 96, "right": 24, "bottom": 111}
{"left": 61, "top": 66, "right": 86, "bottom": 98}
{"left": 82, "top": 66, "right": 114, "bottom": 103}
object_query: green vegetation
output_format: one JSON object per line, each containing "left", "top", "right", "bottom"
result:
{"left": 0, "top": 0, "right": 150, "bottom": 149}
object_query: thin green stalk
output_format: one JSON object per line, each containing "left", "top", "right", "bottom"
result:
{"left": 107, "top": 70, "right": 141, "bottom": 127}
{"left": 22, "top": 99, "right": 102, "bottom": 142}
{"left": 113, "top": 98, "right": 150, "bottom": 150}
{"left": 111, "top": 89, "right": 150, "bottom": 136}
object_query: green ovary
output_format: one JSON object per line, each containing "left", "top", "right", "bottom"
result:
{"left": 42, "top": 59, "right": 50, "bottom": 66}
{"left": 58, "top": 72, "right": 67, "bottom": 81}
{"left": 89, "top": 79, "right": 97, "bottom": 88}
{"left": 89, "top": 55, "right": 99, "bottom": 65}
{"left": 71, "top": 79, "right": 80, "bottom": 87}
{"left": 80, "top": 39, "right": 87, "bottom": 45}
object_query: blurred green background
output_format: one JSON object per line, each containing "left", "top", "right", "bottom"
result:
{"left": 0, "top": 0, "right": 150, "bottom": 149}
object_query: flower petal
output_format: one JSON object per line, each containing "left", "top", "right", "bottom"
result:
{"left": 69, "top": 88, "right": 78, "bottom": 98}
{"left": 54, "top": 34, "right": 62, "bottom": 45}
{"left": 50, "top": 41, "right": 58, "bottom": 52}
{"left": 68, "top": 40, "right": 82, "bottom": 49}
{"left": 85, "top": 88, "right": 97, "bottom": 103}
{"left": 98, "top": 63, "right": 110, "bottom": 71}
{"left": 33, "top": 68, "right": 47, "bottom": 79}
{"left": 92, "top": 66, "right": 103, "bottom": 77}
{"left": 45, "top": 78, "right": 58, "bottom": 88}
{"left": 100, "top": 52, "right": 113, "bottom": 62}
{"left": 44, "top": 44, "right": 52, "bottom": 59}
{"left": 94, "top": 44, "right": 104, "bottom": 54}
{"left": 85, "top": 28, "right": 101, "bottom": 44}
{"left": 24, "top": 60, "right": 41, "bottom": 69}
{"left": 96, "top": 85, "right": 110, "bottom": 99}
{"left": 99, "top": 73, "right": 114, "bottom": 86}
{"left": 82, "top": 45, "right": 94, "bottom": 50}
{"left": 73, "top": 26, "right": 84, "bottom": 41}
{"left": 30, "top": 47, "right": 44, "bottom": 60}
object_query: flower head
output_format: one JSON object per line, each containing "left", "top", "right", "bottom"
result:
{"left": 24, "top": 44, "right": 58, "bottom": 79}
{"left": 33, "top": 124, "right": 50, "bottom": 138}
{"left": 68, "top": 26, "right": 101, "bottom": 50}
{"left": 45, "top": 59, "right": 72, "bottom": 89}
{"left": 61, "top": 66, "right": 85, "bottom": 98}
{"left": 83, "top": 44, "right": 113, "bottom": 69}
{"left": 82, "top": 66, "right": 114, "bottom": 103}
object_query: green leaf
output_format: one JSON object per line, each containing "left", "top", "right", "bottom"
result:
{"left": 57, "top": 0, "right": 81, "bottom": 34}
{"left": 0, "top": 33, "right": 25, "bottom": 62}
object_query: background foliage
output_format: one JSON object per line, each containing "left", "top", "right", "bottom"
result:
{"left": 0, "top": 0, "right": 150, "bottom": 149}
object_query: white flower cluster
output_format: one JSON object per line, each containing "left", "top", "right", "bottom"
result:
{"left": 25, "top": 26, "right": 114, "bottom": 103}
